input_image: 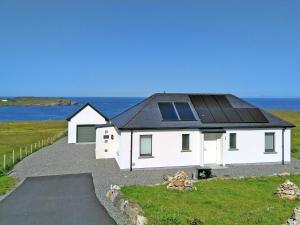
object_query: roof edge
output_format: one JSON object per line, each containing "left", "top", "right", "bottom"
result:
{"left": 66, "top": 103, "right": 109, "bottom": 121}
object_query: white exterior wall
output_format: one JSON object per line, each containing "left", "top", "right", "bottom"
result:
{"left": 68, "top": 105, "right": 107, "bottom": 143}
{"left": 95, "top": 126, "right": 119, "bottom": 159}
{"left": 223, "top": 128, "right": 291, "bottom": 164}
{"left": 117, "top": 130, "right": 202, "bottom": 170}
{"left": 116, "top": 131, "right": 132, "bottom": 169}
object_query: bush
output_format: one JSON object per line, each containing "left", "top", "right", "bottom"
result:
{"left": 187, "top": 218, "right": 204, "bottom": 225}
{"left": 159, "top": 214, "right": 182, "bottom": 225}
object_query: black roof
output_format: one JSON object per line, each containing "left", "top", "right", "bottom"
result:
{"left": 110, "top": 93, "right": 294, "bottom": 129}
{"left": 66, "top": 103, "right": 109, "bottom": 121}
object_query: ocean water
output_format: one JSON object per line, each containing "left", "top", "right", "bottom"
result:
{"left": 0, "top": 97, "right": 299, "bottom": 122}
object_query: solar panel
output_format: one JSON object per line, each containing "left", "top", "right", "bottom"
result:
{"left": 247, "top": 108, "right": 268, "bottom": 123}
{"left": 158, "top": 103, "right": 179, "bottom": 121}
{"left": 189, "top": 95, "right": 215, "bottom": 123}
{"left": 222, "top": 108, "right": 243, "bottom": 122}
{"left": 189, "top": 95, "right": 269, "bottom": 124}
{"left": 174, "top": 102, "right": 196, "bottom": 121}
{"left": 202, "top": 95, "right": 229, "bottom": 122}
{"left": 235, "top": 108, "right": 255, "bottom": 122}
{"left": 214, "top": 95, "right": 232, "bottom": 108}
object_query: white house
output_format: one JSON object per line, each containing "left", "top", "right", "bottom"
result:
{"left": 67, "top": 93, "right": 294, "bottom": 171}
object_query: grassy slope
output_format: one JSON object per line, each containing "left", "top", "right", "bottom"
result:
{"left": 0, "top": 120, "right": 67, "bottom": 168}
{"left": 0, "top": 97, "right": 77, "bottom": 106}
{"left": 0, "top": 176, "right": 15, "bottom": 196}
{"left": 269, "top": 110, "right": 300, "bottom": 159}
{"left": 122, "top": 176, "right": 300, "bottom": 225}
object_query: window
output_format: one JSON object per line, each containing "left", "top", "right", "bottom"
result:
{"left": 229, "top": 133, "right": 237, "bottom": 149}
{"left": 265, "top": 133, "right": 275, "bottom": 152}
{"left": 182, "top": 134, "right": 190, "bottom": 150}
{"left": 140, "top": 135, "right": 152, "bottom": 156}
{"left": 174, "top": 102, "right": 196, "bottom": 121}
{"left": 158, "top": 102, "right": 179, "bottom": 121}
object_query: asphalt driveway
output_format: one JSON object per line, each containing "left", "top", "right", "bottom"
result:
{"left": 0, "top": 173, "right": 116, "bottom": 225}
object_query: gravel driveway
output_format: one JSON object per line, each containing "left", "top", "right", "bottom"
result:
{"left": 11, "top": 137, "right": 300, "bottom": 224}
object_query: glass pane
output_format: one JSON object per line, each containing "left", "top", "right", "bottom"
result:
{"left": 158, "top": 103, "right": 179, "bottom": 121}
{"left": 174, "top": 102, "right": 196, "bottom": 121}
{"left": 182, "top": 134, "right": 189, "bottom": 150}
{"left": 230, "top": 133, "right": 236, "bottom": 149}
{"left": 140, "top": 136, "right": 152, "bottom": 155}
{"left": 265, "top": 133, "right": 274, "bottom": 151}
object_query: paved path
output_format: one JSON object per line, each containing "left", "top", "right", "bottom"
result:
{"left": 0, "top": 173, "right": 116, "bottom": 225}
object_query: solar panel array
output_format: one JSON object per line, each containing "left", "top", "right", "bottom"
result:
{"left": 158, "top": 102, "right": 196, "bottom": 121}
{"left": 189, "top": 95, "right": 268, "bottom": 124}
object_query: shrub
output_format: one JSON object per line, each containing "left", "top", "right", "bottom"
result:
{"left": 159, "top": 214, "right": 182, "bottom": 225}
{"left": 187, "top": 218, "right": 204, "bottom": 225}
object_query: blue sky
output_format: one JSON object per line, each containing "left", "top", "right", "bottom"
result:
{"left": 0, "top": 0, "right": 299, "bottom": 97}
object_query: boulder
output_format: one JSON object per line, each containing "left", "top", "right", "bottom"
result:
{"left": 276, "top": 180, "right": 300, "bottom": 200}
{"left": 166, "top": 171, "right": 196, "bottom": 191}
{"left": 284, "top": 206, "right": 300, "bottom": 225}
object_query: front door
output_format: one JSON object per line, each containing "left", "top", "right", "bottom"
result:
{"left": 203, "top": 133, "right": 222, "bottom": 164}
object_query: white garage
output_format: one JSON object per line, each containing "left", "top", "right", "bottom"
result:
{"left": 67, "top": 103, "right": 108, "bottom": 144}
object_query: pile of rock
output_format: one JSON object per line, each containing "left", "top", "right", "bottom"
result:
{"left": 276, "top": 180, "right": 300, "bottom": 200}
{"left": 283, "top": 206, "right": 300, "bottom": 225}
{"left": 165, "top": 171, "right": 196, "bottom": 191}
{"left": 106, "top": 185, "right": 148, "bottom": 225}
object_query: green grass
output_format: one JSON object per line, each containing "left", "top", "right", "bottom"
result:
{"left": 269, "top": 110, "right": 300, "bottom": 159}
{"left": 0, "top": 176, "right": 15, "bottom": 196}
{"left": 122, "top": 176, "right": 300, "bottom": 225}
{"left": 0, "top": 120, "right": 67, "bottom": 171}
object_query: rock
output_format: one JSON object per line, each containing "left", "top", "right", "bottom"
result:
{"left": 136, "top": 215, "right": 148, "bottom": 225}
{"left": 106, "top": 190, "right": 113, "bottom": 199}
{"left": 294, "top": 207, "right": 300, "bottom": 221}
{"left": 106, "top": 185, "right": 148, "bottom": 225}
{"left": 284, "top": 206, "right": 300, "bottom": 225}
{"left": 165, "top": 170, "right": 196, "bottom": 191}
{"left": 111, "top": 184, "right": 121, "bottom": 190}
{"left": 279, "top": 172, "right": 291, "bottom": 177}
{"left": 276, "top": 180, "right": 300, "bottom": 200}
{"left": 124, "top": 202, "right": 144, "bottom": 224}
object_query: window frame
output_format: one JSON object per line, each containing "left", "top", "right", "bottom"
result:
{"left": 182, "top": 134, "right": 190, "bottom": 151}
{"left": 229, "top": 133, "right": 237, "bottom": 150}
{"left": 139, "top": 135, "right": 153, "bottom": 157}
{"left": 265, "top": 132, "right": 275, "bottom": 153}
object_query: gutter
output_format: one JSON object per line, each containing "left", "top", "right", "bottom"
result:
{"left": 282, "top": 128, "right": 286, "bottom": 165}
{"left": 130, "top": 130, "right": 133, "bottom": 171}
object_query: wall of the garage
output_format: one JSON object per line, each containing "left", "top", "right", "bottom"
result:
{"left": 68, "top": 105, "right": 107, "bottom": 143}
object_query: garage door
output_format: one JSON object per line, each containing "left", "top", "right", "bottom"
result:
{"left": 77, "top": 125, "right": 96, "bottom": 143}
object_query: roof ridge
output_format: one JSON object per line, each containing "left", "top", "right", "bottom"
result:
{"left": 122, "top": 94, "right": 157, "bottom": 128}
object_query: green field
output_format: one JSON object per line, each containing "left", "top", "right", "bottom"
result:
{"left": 0, "top": 97, "right": 77, "bottom": 106}
{"left": 122, "top": 175, "right": 300, "bottom": 225}
{"left": 270, "top": 110, "right": 300, "bottom": 159}
{"left": 0, "top": 120, "right": 67, "bottom": 171}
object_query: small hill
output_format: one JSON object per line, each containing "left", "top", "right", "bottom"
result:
{"left": 0, "top": 97, "right": 78, "bottom": 106}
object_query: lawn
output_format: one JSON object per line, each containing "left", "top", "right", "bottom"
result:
{"left": 122, "top": 175, "right": 300, "bottom": 225}
{"left": 0, "top": 120, "right": 67, "bottom": 196}
{"left": 269, "top": 110, "right": 300, "bottom": 159}
{"left": 0, "top": 176, "right": 15, "bottom": 196}
{"left": 0, "top": 120, "right": 67, "bottom": 171}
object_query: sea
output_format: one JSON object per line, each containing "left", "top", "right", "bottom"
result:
{"left": 0, "top": 97, "right": 300, "bottom": 122}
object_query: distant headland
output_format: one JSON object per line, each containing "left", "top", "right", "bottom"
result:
{"left": 0, "top": 97, "right": 78, "bottom": 106}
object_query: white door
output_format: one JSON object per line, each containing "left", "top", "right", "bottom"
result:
{"left": 204, "top": 133, "right": 221, "bottom": 164}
